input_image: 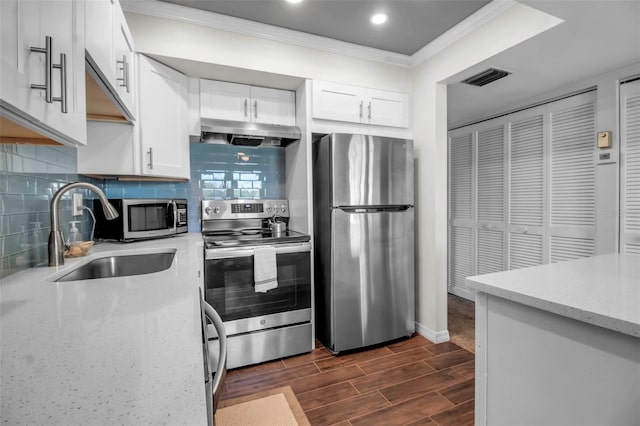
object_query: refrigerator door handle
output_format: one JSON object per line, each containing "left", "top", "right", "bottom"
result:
{"left": 338, "top": 206, "right": 411, "bottom": 213}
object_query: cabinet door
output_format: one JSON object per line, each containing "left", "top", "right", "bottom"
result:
{"left": 620, "top": 79, "right": 640, "bottom": 254}
{"left": 38, "top": 0, "right": 86, "bottom": 145}
{"left": 448, "top": 129, "right": 475, "bottom": 299}
{"left": 200, "top": 79, "right": 250, "bottom": 122}
{"left": 0, "top": 0, "right": 44, "bottom": 121}
{"left": 111, "top": 3, "right": 135, "bottom": 118}
{"left": 312, "top": 80, "right": 364, "bottom": 123}
{"left": 138, "top": 55, "right": 189, "bottom": 179}
{"left": 366, "top": 89, "right": 409, "bottom": 128}
{"left": 507, "top": 108, "right": 546, "bottom": 270}
{"left": 85, "top": 0, "right": 113, "bottom": 84}
{"left": 250, "top": 86, "right": 295, "bottom": 126}
{"left": 476, "top": 121, "right": 506, "bottom": 274}
{"left": 547, "top": 92, "right": 597, "bottom": 262}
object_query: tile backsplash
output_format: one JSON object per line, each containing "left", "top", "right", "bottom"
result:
{"left": 1, "top": 142, "right": 287, "bottom": 277}
{"left": 187, "top": 143, "right": 286, "bottom": 230}
{"left": 0, "top": 145, "right": 98, "bottom": 278}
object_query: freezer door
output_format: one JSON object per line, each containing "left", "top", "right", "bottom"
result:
{"left": 330, "top": 208, "right": 415, "bottom": 352}
{"left": 329, "top": 134, "right": 414, "bottom": 207}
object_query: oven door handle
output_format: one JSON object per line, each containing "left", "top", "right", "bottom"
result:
{"left": 205, "top": 242, "right": 311, "bottom": 260}
{"left": 203, "top": 298, "right": 227, "bottom": 417}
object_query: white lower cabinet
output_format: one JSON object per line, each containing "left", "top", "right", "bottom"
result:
{"left": 0, "top": 0, "right": 86, "bottom": 146}
{"left": 312, "top": 80, "right": 409, "bottom": 128}
{"left": 79, "top": 55, "right": 189, "bottom": 180}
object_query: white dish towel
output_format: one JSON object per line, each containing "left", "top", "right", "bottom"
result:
{"left": 254, "top": 246, "right": 278, "bottom": 293}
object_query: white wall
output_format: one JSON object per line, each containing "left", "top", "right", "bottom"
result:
{"left": 410, "top": 2, "right": 563, "bottom": 340}
{"left": 124, "top": 12, "right": 413, "bottom": 93}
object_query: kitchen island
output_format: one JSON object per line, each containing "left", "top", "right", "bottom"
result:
{"left": 0, "top": 234, "right": 208, "bottom": 425}
{"left": 467, "top": 253, "right": 640, "bottom": 426}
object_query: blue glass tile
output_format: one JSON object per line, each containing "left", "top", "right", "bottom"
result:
{"left": 0, "top": 194, "right": 24, "bottom": 215}
{"left": 16, "top": 144, "right": 36, "bottom": 159}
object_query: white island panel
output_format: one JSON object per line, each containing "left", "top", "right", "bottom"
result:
{"left": 468, "top": 253, "right": 640, "bottom": 426}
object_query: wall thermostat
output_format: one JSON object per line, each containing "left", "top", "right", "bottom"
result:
{"left": 597, "top": 131, "right": 612, "bottom": 149}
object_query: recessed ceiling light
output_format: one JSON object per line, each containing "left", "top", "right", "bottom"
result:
{"left": 370, "top": 13, "right": 388, "bottom": 25}
{"left": 285, "top": 0, "right": 304, "bottom": 4}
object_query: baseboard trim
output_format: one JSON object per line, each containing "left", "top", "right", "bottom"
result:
{"left": 449, "top": 285, "right": 476, "bottom": 302}
{"left": 415, "top": 322, "right": 450, "bottom": 344}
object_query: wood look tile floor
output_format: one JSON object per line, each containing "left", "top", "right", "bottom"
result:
{"left": 220, "top": 335, "right": 475, "bottom": 426}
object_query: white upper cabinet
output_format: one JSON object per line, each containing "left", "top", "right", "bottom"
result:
{"left": 250, "top": 86, "right": 295, "bottom": 126}
{"left": 85, "top": 0, "right": 135, "bottom": 121}
{"left": 111, "top": 4, "right": 135, "bottom": 116}
{"left": 200, "top": 79, "right": 295, "bottom": 126}
{"left": 138, "top": 55, "right": 188, "bottom": 178}
{"left": 311, "top": 81, "right": 362, "bottom": 124}
{"left": 79, "top": 55, "right": 189, "bottom": 180}
{"left": 366, "top": 89, "right": 410, "bottom": 127}
{"left": 0, "top": 0, "right": 86, "bottom": 146}
{"left": 312, "top": 80, "right": 410, "bottom": 128}
{"left": 200, "top": 80, "right": 250, "bottom": 122}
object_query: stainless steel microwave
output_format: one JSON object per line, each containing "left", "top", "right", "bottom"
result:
{"left": 94, "top": 198, "right": 188, "bottom": 241}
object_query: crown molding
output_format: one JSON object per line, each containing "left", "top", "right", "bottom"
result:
{"left": 121, "top": 0, "right": 517, "bottom": 69}
{"left": 121, "top": 0, "right": 413, "bottom": 67}
{"left": 410, "top": 0, "right": 518, "bottom": 67}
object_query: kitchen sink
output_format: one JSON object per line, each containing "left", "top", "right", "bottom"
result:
{"left": 54, "top": 250, "right": 177, "bottom": 282}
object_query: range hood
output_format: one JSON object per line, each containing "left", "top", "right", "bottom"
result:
{"left": 200, "top": 118, "right": 301, "bottom": 147}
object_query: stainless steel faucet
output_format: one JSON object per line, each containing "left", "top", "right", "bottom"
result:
{"left": 48, "top": 182, "right": 119, "bottom": 267}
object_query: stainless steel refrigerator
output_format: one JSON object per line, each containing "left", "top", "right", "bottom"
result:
{"left": 313, "top": 133, "right": 415, "bottom": 353}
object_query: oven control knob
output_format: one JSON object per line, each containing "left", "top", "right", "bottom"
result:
{"left": 213, "top": 207, "right": 221, "bottom": 215}
{"left": 266, "top": 205, "right": 273, "bottom": 214}
{"left": 280, "top": 204, "right": 287, "bottom": 214}
{"left": 204, "top": 207, "right": 212, "bottom": 215}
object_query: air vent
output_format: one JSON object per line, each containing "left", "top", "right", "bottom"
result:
{"left": 462, "top": 68, "right": 511, "bottom": 87}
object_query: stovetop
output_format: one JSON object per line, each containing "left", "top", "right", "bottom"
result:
{"left": 201, "top": 199, "right": 310, "bottom": 248}
{"left": 203, "top": 228, "right": 310, "bottom": 248}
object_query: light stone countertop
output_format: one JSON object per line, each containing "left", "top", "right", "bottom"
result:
{"left": 0, "top": 233, "right": 208, "bottom": 425}
{"left": 466, "top": 253, "right": 640, "bottom": 338}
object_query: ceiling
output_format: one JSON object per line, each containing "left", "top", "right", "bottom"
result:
{"left": 153, "top": 0, "right": 640, "bottom": 128}
{"left": 159, "top": 0, "right": 491, "bottom": 56}
{"left": 447, "top": 1, "right": 640, "bottom": 127}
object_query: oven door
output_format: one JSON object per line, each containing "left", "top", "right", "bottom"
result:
{"left": 204, "top": 242, "right": 311, "bottom": 335}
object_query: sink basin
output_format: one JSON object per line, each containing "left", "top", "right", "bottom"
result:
{"left": 54, "top": 250, "right": 176, "bottom": 282}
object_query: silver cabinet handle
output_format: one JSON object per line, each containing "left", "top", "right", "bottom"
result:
{"left": 116, "top": 55, "right": 130, "bottom": 93}
{"left": 243, "top": 98, "right": 248, "bottom": 118}
{"left": 30, "top": 36, "right": 52, "bottom": 103}
{"left": 254, "top": 100, "right": 258, "bottom": 120}
{"left": 359, "top": 101, "right": 363, "bottom": 119}
{"left": 147, "top": 147, "right": 153, "bottom": 170}
{"left": 52, "top": 53, "right": 67, "bottom": 113}
{"left": 368, "top": 102, "right": 372, "bottom": 120}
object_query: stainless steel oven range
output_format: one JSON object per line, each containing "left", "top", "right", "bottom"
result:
{"left": 201, "top": 199, "right": 312, "bottom": 369}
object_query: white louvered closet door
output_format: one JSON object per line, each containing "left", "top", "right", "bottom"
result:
{"left": 476, "top": 121, "right": 507, "bottom": 274}
{"left": 620, "top": 79, "right": 640, "bottom": 254}
{"left": 507, "top": 107, "right": 546, "bottom": 269}
{"left": 548, "top": 92, "right": 597, "bottom": 262}
{"left": 448, "top": 129, "right": 475, "bottom": 298}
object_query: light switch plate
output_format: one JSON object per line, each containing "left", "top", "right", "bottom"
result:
{"left": 73, "top": 193, "right": 83, "bottom": 216}
{"left": 597, "top": 131, "right": 612, "bottom": 149}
